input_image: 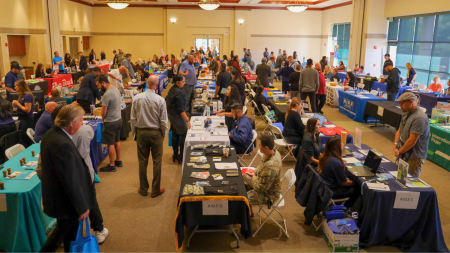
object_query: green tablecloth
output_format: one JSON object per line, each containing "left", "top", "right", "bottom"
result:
{"left": 63, "top": 96, "right": 75, "bottom": 104}
{"left": 0, "top": 143, "right": 56, "bottom": 252}
{"left": 428, "top": 125, "right": 450, "bottom": 170}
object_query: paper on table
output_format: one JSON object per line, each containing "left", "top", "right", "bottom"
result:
{"left": 381, "top": 157, "right": 390, "bottom": 163}
{"left": 366, "top": 183, "right": 390, "bottom": 191}
{"left": 192, "top": 125, "right": 204, "bottom": 130}
{"left": 343, "top": 157, "right": 363, "bottom": 164}
{"left": 211, "top": 132, "right": 228, "bottom": 136}
{"left": 304, "top": 113, "right": 315, "bottom": 118}
{"left": 215, "top": 162, "right": 238, "bottom": 170}
{"left": 301, "top": 118, "right": 309, "bottom": 124}
{"left": 0, "top": 194, "right": 6, "bottom": 212}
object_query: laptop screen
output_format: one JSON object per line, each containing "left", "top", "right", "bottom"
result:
{"left": 363, "top": 150, "right": 382, "bottom": 172}
{"left": 313, "top": 113, "right": 325, "bottom": 127}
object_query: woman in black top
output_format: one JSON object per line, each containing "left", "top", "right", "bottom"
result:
{"left": 89, "top": 49, "right": 96, "bottom": 64}
{"left": 35, "top": 63, "right": 48, "bottom": 78}
{"left": 64, "top": 53, "right": 71, "bottom": 68}
{"left": 282, "top": 97, "right": 305, "bottom": 148}
{"left": 213, "top": 85, "right": 242, "bottom": 132}
{"left": 230, "top": 69, "right": 246, "bottom": 104}
{"left": 136, "top": 66, "right": 150, "bottom": 91}
{"left": 301, "top": 117, "right": 322, "bottom": 165}
{"left": 0, "top": 96, "right": 16, "bottom": 139}
{"left": 319, "top": 136, "right": 359, "bottom": 208}
{"left": 253, "top": 85, "right": 270, "bottom": 116}
{"left": 45, "top": 63, "right": 52, "bottom": 75}
{"left": 166, "top": 74, "right": 191, "bottom": 163}
{"left": 346, "top": 72, "right": 356, "bottom": 89}
{"left": 101, "top": 50, "right": 106, "bottom": 60}
{"left": 215, "top": 63, "right": 232, "bottom": 102}
{"left": 11, "top": 80, "right": 35, "bottom": 131}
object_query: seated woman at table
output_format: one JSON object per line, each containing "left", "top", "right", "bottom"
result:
{"left": 11, "top": 80, "right": 34, "bottom": 131}
{"left": 302, "top": 118, "right": 322, "bottom": 166}
{"left": 346, "top": 72, "right": 356, "bottom": 89}
{"left": 319, "top": 136, "right": 360, "bottom": 208}
{"left": 336, "top": 61, "right": 346, "bottom": 72}
{"left": 427, "top": 77, "right": 443, "bottom": 93}
{"left": 35, "top": 63, "right": 49, "bottom": 78}
{"left": 230, "top": 69, "right": 246, "bottom": 104}
{"left": 282, "top": 97, "right": 305, "bottom": 157}
{"left": 324, "top": 65, "right": 333, "bottom": 80}
{"left": 254, "top": 85, "right": 270, "bottom": 116}
{"left": 330, "top": 68, "right": 340, "bottom": 83}
{"left": 213, "top": 85, "right": 242, "bottom": 132}
{"left": 0, "top": 96, "right": 16, "bottom": 139}
{"left": 45, "top": 63, "right": 53, "bottom": 75}
{"left": 166, "top": 74, "right": 191, "bottom": 164}
{"left": 406, "top": 63, "right": 417, "bottom": 86}
{"left": 64, "top": 53, "right": 72, "bottom": 68}
{"left": 158, "top": 56, "right": 165, "bottom": 66}
{"left": 353, "top": 64, "right": 360, "bottom": 73}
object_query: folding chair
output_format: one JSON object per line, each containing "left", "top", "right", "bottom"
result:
{"left": 245, "top": 149, "right": 264, "bottom": 170}
{"left": 5, "top": 144, "right": 25, "bottom": 160}
{"left": 268, "top": 124, "right": 297, "bottom": 162}
{"left": 251, "top": 100, "right": 265, "bottom": 128}
{"left": 26, "top": 128, "right": 36, "bottom": 143}
{"left": 243, "top": 105, "right": 248, "bottom": 115}
{"left": 238, "top": 129, "right": 257, "bottom": 167}
{"left": 252, "top": 168, "right": 296, "bottom": 238}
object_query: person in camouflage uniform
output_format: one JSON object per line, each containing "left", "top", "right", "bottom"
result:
{"left": 243, "top": 134, "right": 282, "bottom": 205}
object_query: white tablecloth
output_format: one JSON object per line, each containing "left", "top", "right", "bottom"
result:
{"left": 325, "top": 83, "right": 345, "bottom": 108}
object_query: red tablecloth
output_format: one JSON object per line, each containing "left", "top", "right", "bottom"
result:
{"left": 98, "top": 64, "right": 110, "bottom": 72}
{"left": 38, "top": 74, "right": 73, "bottom": 96}
{"left": 246, "top": 75, "right": 257, "bottom": 81}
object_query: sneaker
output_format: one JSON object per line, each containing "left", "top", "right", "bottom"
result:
{"left": 99, "top": 165, "right": 117, "bottom": 172}
{"left": 115, "top": 160, "right": 123, "bottom": 167}
{"left": 95, "top": 228, "right": 109, "bottom": 244}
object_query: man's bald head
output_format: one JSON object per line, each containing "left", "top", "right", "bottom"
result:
{"left": 51, "top": 88, "right": 60, "bottom": 97}
{"left": 118, "top": 66, "right": 127, "bottom": 74}
{"left": 188, "top": 55, "right": 194, "bottom": 64}
{"left": 45, "top": 102, "right": 57, "bottom": 113}
{"left": 147, "top": 75, "right": 159, "bottom": 89}
{"left": 314, "top": 62, "right": 321, "bottom": 71}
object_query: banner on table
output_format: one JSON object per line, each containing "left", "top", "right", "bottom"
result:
{"left": 428, "top": 126, "right": 450, "bottom": 170}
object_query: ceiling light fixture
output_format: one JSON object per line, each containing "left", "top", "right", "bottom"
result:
{"left": 106, "top": 1, "right": 130, "bottom": 10}
{"left": 286, "top": 1, "right": 308, "bottom": 13}
{"left": 198, "top": 0, "right": 220, "bottom": 10}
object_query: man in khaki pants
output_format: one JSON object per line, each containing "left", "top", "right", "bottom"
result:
{"left": 130, "top": 75, "right": 168, "bottom": 197}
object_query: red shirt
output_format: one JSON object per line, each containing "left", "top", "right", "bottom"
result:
{"left": 427, "top": 83, "right": 443, "bottom": 93}
{"left": 316, "top": 70, "right": 326, "bottom": 95}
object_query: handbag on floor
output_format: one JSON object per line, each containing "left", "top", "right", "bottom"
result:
{"left": 69, "top": 218, "right": 100, "bottom": 253}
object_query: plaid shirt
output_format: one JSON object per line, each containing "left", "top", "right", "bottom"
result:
{"left": 130, "top": 89, "right": 168, "bottom": 136}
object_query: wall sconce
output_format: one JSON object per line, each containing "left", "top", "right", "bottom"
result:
{"left": 238, "top": 19, "right": 244, "bottom": 25}
{"left": 170, "top": 18, "right": 177, "bottom": 24}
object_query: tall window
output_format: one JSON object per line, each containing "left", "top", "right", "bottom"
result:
{"left": 332, "top": 23, "right": 351, "bottom": 67}
{"left": 388, "top": 13, "right": 450, "bottom": 89}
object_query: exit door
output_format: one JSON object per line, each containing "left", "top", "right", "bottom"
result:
{"left": 195, "top": 38, "right": 220, "bottom": 56}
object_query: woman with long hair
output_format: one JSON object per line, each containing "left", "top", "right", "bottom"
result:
{"left": 170, "top": 54, "right": 176, "bottom": 66}
{"left": 346, "top": 71, "right": 356, "bottom": 89}
{"left": 223, "top": 55, "right": 228, "bottom": 66}
{"left": 336, "top": 61, "right": 345, "bottom": 72}
{"left": 405, "top": 62, "right": 417, "bottom": 86}
{"left": 324, "top": 65, "right": 333, "bottom": 80}
{"left": 318, "top": 136, "right": 360, "bottom": 208}
{"left": 11, "top": 80, "right": 35, "bottom": 131}
{"left": 230, "top": 69, "right": 246, "bottom": 103}
{"left": 152, "top": 54, "right": 158, "bottom": 62}
{"left": 101, "top": 50, "right": 106, "bottom": 61}
{"left": 195, "top": 52, "right": 201, "bottom": 64}
{"left": 301, "top": 117, "right": 322, "bottom": 165}
{"left": 0, "top": 96, "right": 16, "bottom": 139}
{"left": 158, "top": 56, "right": 165, "bottom": 66}
{"left": 64, "top": 53, "right": 72, "bottom": 68}
{"left": 165, "top": 55, "right": 169, "bottom": 63}
{"left": 166, "top": 74, "right": 191, "bottom": 163}
{"left": 35, "top": 63, "right": 48, "bottom": 78}
{"left": 282, "top": 97, "right": 305, "bottom": 156}
{"left": 320, "top": 56, "right": 328, "bottom": 72}
{"left": 89, "top": 49, "right": 96, "bottom": 64}
{"left": 230, "top": 50, "right": 234, "bottom": 65}
{"left": 230, "top": 55, "right": 248, "bottom": 83}
{"left": 427, "top": 76, "right": 443, "bottom": 93}
{"left": 213, "top": 84, "right": 242, "bottom": 131}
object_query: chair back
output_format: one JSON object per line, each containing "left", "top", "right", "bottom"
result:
{"left": 268, "top": 124, "right": 282, "bottom": 135}
{"left": 261, "top": 104, "right": 270, "bottom": 114}
{"left": 357, "top": 83, "right": 365, "bottom": 89}
{"left": 283, "top": 168, "right": 297, "bottom": 190}
{"left": 264, "top": 115, "right": 273, "bottom": 125}
{"left": 0, "top": 130, "right": 34, "bottom": 164}
{"left": 251, "top": 130, "right": 258, "bottom": 143}
{"left": 243, "top": 105, "right": 248, "bottom": 115}
{"left": 252, "top": 100, "right": 263, "bottom": 115}
{"left": 5, "top": 144, "right": 25, "bottom": 159}
{"left": 27, "top": 128, "right": 36, "bottom": 143}
{"left": 248, "top": 149, "right": 264, "bottom": 167}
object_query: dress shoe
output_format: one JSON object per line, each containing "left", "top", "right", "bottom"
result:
{"left": 151, "top": 188, "right": 165, "bottom": 198}
{"left": 138, "top": 187, "right": 148, "bottom": 196}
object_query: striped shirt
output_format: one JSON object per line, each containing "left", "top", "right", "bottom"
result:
{"left": 130, "top": 89, "right": 168, "bottom": 135}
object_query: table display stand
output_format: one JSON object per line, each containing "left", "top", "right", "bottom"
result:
{"left": 187, "top": 225, "right": 240, "bottom": 249}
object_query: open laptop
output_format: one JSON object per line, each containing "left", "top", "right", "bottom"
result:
{"left": 347, "top": 150, "right": 382, "bottom": 177}
{"left": 313, "top": 113, "right": 325, "bottom": 127}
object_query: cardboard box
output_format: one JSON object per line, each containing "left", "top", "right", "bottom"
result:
{"left": 437, "top": 114, "right": 450, "bottom": 124}
{"left": 217, "top": 100, "right": 223, "bottom": 111}
{"left": 437, "top": 102, "right": 450, "bottom": 111}
{"left": 322, "top": 220, "right": 359, "bottom": 252}
{"left": 213, "top": 101, "right": 218, "bottom": 112}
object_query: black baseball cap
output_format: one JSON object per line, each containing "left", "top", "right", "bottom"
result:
{"left": 11, "top": 61, "right": 23, "bottom": 70}
{"left": 384, "top": 53, "right": 390, "bottom": 57}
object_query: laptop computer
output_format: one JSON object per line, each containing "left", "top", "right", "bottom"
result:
{"left": 347, "top": 150, "right": 382, "bottom": 177}
{"left": 313, "top": 113, "right": 325, "bottom": 127}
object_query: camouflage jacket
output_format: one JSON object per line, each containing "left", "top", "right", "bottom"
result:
{"left": 243, "top": 151, "right": 282, "bottom": 201}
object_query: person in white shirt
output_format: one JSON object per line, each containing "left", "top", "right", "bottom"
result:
{"left": 107, "top": 66, "right": 130, "bottom": 92}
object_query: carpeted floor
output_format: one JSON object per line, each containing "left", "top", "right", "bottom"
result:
{"left": 84, "top": 80, "right": 449, "bottom": 252}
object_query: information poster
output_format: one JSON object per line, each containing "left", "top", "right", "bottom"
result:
{"left": 427, "top": 125, "right": 450, "bottom": 170}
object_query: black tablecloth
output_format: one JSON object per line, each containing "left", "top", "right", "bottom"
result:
{"left": 28, "top": 80, "right": 48, "bottom": 97}
{"left": 120, "top": 103, "right": 132, "bottom": 139}
{"left": 363, "top": 79, "right": 375, "bottom": 91}
{"left": 71, "top": 73, "right": 80, "bottom": 84}
{"left": 268, "top": 99, "right": 288, "bottom": 125}
{"left": 403, "top": 90, "right": 450, "bottom": 115}
{"left": 345, "top": 144, "right": 448, "bottom": 252}
{"left": 175, "top": 147, "right": 252, "bottom": 250}
{"left": 363, "top": 101, "right": 403, "bottom": 129}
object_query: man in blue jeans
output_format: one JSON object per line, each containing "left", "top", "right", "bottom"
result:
{"left": 178, "top": 55, "right": 197, "bottom": 113}
{"left": 380, "top": 62, "right": 401, "bottom": 101}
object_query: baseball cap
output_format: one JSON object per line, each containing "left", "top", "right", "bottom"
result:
{"left": 385, "top": 53, "right": 390, "bottom": 57}
{"left": 396, "top": 92, "right": 418, "bottom": 102}
{"left": 11, "top": 61, "right": 23, "bottom": 70}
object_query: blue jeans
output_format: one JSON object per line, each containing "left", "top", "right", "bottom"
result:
{"left": 387, "top": 91, "right": 399, "bottom": 102}
{"left": 182, "top": 84, "right": 195, "bottom": 113}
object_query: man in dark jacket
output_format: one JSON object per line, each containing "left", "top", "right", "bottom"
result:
{"left": 76, "top": 67, "right": 102, "bottom": 113}
{"left": 256, "top": 57, "right": 270, "bottom": 88}
{"left": 207, "top": 56, "right": 219, "bottom": 76}
{"left": 383, "top": 54, "right": 393, "bottom": 75}
{"left": 78, "top": 51, "right": 88, "bottom": 76}
{"left": 39, "top": 104, "right": 108, "bottom": 252}
{"left": 380, "top": 63, "right": 401, "bottom": 101}
{"left": 289, "top": 64, "right": 302, "bottom": 98}
{"left": 215, "top": 63, "right": 232, "bottom": 102}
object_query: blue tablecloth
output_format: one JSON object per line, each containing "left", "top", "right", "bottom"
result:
{"left": 154, "top": 70, "right": 168, "bottom": 77}
{"left": 338, "top": 90, "right": 385, "bottom": 123}
{"left": 401, "top": 90, "right": 450, "bottom": 114}
{"left": 263, "top": 90, "right": 284, "bottom": 99}
{"left": 155, "top": 74, "right": 169, "bottom": 90}
{"left": 371, "top": 82, "right": 412, "bottom": 99}
{"left": 338, "top": 72, "right": 346, "bottom": 83}
{"left": 85, "top": 119, "right": 109, "bottom": 173}
{"left": 195, "top": 81, "right": 216, "bottom": 89}
{"left": 63, "top": 96, "right": 75, "bottom": 104}
{"left": 272, "top": 122, "right": 354, "bottom": 144}
{"left": 346, "top": 144, "right": 448, "bottom": 252}
{"left": 0, "top": 144, "right": 57, "bottom": 252}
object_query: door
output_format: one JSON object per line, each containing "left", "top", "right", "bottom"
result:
{"left": 195, "top": 38, "right": 220, "bottom": 57}
{"left": 69, "top": 37, "right": 78, "bottom": 62}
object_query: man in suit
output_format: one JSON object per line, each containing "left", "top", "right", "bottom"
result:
{"left": 78, "top": 51, "right": 88, "bottom": 76}
{"left": 256, "top": 57, "right": 270, "bottom": 88}
{"left": 267, "top": 56, "right": 278, "bottom": 86}
{"left": 76, "top": 67, "right": 102, "bottom": 113}
{"left": 39, "top": 104, "right": 108, "bottom": 252}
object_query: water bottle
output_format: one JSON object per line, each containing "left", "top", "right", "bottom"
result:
{"left": 206, "top": 105, "right": 211, "bottom": 117}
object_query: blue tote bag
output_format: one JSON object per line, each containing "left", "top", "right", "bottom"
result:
{"left": 96, "top": 122, "right": 103, "bottom": 143}
{"left": 70, "top": 218, "right": 100, "bottom": 253}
